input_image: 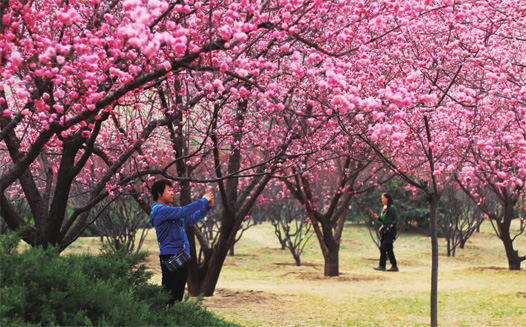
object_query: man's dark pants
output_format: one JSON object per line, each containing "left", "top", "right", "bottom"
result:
{"left": 160, "top": 254, "right": 189, "bottom": 305}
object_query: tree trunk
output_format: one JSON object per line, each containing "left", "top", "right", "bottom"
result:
{"left": 502, "top": 234, "right": 521, "bottom": 270}
{"left": 185, "top": 226, "right": 204, "bottom": 294}
{"left": 310, "top": 218, "right": 341, "bottom": 277}
{"left": 198, "top": 233, "right": 232, "bottom": 296}
{"left": 497, "top": 202, "right": 523, "bottom": 270}
{"left": 293, "top": 254, "right": 301, "bottom": 267}
{"left": 188, "top": 171, "right": 273, "bottom": 297}
{"left": 323, "top": 242, "right": 340, "bottom": 276}
{"left": 428, "top": 195, "right": 439, "bottom": 327}
{"left": 501, "top": 201, "right": 523, "bottom": 270}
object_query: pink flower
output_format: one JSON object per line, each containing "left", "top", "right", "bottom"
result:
{"left": 142, "top": 41, "right": 159, "bottom": 59}
{"left": 393, "top": 111, "right": 406, "bottom": 120}
{"left": 236, "top": 68, "right": 248, "bottom": 77}
{"left": 10, "top": 51, "right": 22, "bottom": 66}
{"left": 57, "top": 8, "right": 80, "bottom": 24}
{"left": 280, "top": 43, "right": 291, "bottom": 52}
{"left": 372, "top": 111, "right": 385, "bottom": 120}
{"left": 16, "top": 88, "right": 30, "bottom": 100}
{"left": 53, "top": 104, "right": 64, "bottom": 113}
{"left": 233, "top": 32, "right": 248, "bottom": 42}
{"left": 174, "top": 42, "right": 187, "bottom": 54}
{"left": 212, "top": 79, "right": 224, "bottom": 92}
{"left": 218, "top": 26, "right": 232, "bottom": 40}
{"left": 392, "top": 132, "right": 406, "bottom": 142}
{"left": 38, "top": 53, "right": 51, "bottom": 63}
{"left": 204, "top": 82, "right": 214, "bottom": 92}
{"left": 418, "top": 94, "right": 436, "bottom": 103}
{"left": 123, "top": 0, "right": 141, "bottom": 10}
{"left": 318, "top": 80, "right": 328, "bottom": 90}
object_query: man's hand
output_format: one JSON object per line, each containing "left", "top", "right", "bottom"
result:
{"left": 204, "top": 190, "right": 214, "bottom": 206}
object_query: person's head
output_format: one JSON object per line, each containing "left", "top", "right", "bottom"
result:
{"left": 151, "top": 179, "right": 174, "bottom": 204}
{"left": 382, "top": 193, "right": 394, "bottom": 207}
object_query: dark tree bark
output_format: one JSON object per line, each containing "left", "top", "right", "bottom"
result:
{"left": 456, "top": 177, "right": 525, "bottom": 271}
{"left": 284, "top": 157, "right": 372, "bottom": 276}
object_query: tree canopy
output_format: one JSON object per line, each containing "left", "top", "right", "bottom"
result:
{"left": 1, "top": 1, "right": 525, "bottom": 325}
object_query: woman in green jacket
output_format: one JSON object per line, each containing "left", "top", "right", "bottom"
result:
{"left": 370, "top": 193, "right": 399, "bottom": 271}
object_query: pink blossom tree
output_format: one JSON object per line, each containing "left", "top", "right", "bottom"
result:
{"left": 1, "top": 0, "right": 340, "bottom": 250}
{"left": 282, "top": 151, "right": 389, "bottom": 276}
{"left": 455, "top": 97, "right": 526, "bottom": 270}
{"left": 1, "top": 0, "right": 389, "bottom": 295}
{"left": 328, "top": 1, "right": 525, "bottom": 326}
{"left": 1, "top": 0, "right": 235, "bottom": 248}
{"left": 1, "top": 1, "right": 524, "bottom": 323}
{"left": 183, "top": 92, "right": 287, "bottom": 296}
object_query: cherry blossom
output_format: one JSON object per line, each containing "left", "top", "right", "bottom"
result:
{"left": 1, "top": 2, "right": 524, "bottom": 322}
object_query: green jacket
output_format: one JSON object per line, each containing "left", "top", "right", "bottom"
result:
{"left": 379, "top": 205, "right": 399, "bottom": 226}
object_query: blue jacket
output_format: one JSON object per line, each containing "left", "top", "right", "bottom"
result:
{"left": 149, "top": 198, "right": 211, "bottom": 256}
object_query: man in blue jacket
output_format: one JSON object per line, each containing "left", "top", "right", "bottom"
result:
{"left": 150, "top": 179, "right": 214, "bottom": 304}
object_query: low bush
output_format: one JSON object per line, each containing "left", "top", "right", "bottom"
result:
{"left": 0, "top": 232, "right": 237, "bottom": 327}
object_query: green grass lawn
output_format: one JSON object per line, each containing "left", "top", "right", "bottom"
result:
{"left": 66, "top": 219, "right": 524, "bottom": 326}
{"left": 199, "top": 220, "right": 525, "bottom": 327}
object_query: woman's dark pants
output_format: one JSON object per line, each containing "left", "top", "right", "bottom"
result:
{"left": 379, "top": 233, "right": 397, "bottom": 268}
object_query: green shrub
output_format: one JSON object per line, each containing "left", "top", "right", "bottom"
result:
{"left": 0, "top": 232, "right": 237, "bottom": 327}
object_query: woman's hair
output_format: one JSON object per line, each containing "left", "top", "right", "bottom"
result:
{"left": 383, "top": 193, "right": 394, "bottom": 208}
{"left": 151, "top": 179, "right": 172, "bottom": 201}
